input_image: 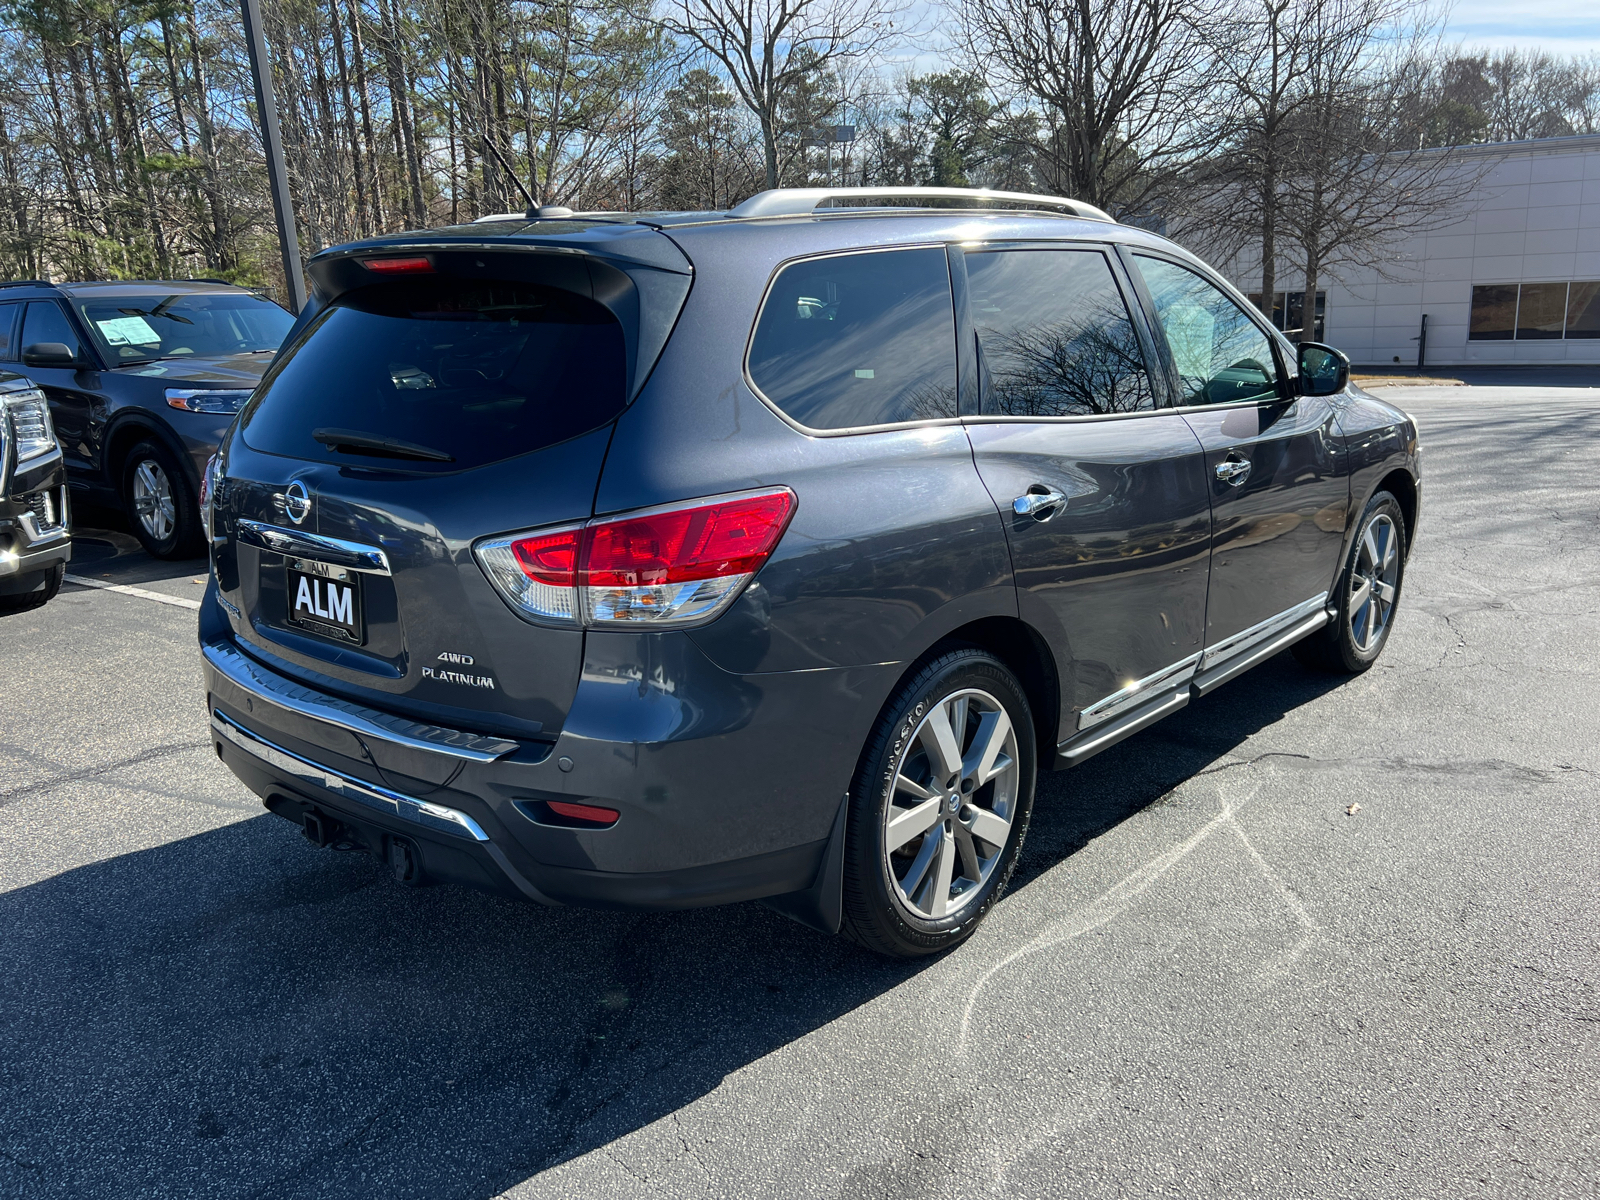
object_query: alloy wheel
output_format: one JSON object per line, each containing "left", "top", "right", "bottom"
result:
{"left": 132, "top": 459, "right": 176, "bottom": 543}
{"left": 1350, "top": 512, "right": 1399, "bottom": 652}
{"left": 884, "top": 687, "right": 1020, "bottom": 921}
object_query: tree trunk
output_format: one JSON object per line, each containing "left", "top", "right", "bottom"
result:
{"left": 346, "top": 0, "right": 385, "bottom": 230}
{"left": 185, "top": 6, "right": 233, "bottom": 272}
{"left": 1260, "top": 153, "right": 1277, "bottom": 325}
{"left": 1301, "top": 250, "right": 1320, "bottom": 346}
{"left": 328, "top": 0, "right": 369, "bottom": 236}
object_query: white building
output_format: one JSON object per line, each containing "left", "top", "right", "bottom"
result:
{"left": 1210, "top": 134, "right": 1600, "bottom": 368}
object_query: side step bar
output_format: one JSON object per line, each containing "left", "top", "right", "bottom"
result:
{"left": 1054, "top": 608, "right": 1331, "bottom": 769}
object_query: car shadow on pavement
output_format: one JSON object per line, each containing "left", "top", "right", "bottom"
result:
{"left": 62, "top": 501, "right": 210, "bottom": 588}
{"left": 0, "top": 651, "right": 1346, "bottom": 1199}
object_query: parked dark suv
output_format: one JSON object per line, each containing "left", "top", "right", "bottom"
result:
{"left": 200, "top": 188, "right": 1420, "bottom": 957}
{"left": 0, "top": 279, "right": 294, "bottom": 558}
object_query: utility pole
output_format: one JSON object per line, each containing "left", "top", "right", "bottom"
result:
{"left": 241, "top": 0, "right": 307, "bottom": 313}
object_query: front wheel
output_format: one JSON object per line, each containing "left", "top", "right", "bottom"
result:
{"left": 121, "top": 440, "right": 203, "bottom": 560}
{"left": 1294, "top": 490, "right": 1407, "bottom": 673}
{"left": 841, "top": 649, "right": 1036, "bottom": 958}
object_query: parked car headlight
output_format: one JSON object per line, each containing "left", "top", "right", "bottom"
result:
{"left": 166, "top": 388, "right": 253, "bottom": 414}
{"left": 3, "top": 388, "right": 58, "bottom": 464}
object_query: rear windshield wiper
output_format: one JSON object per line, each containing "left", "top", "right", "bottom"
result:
{"left": 312, "top": 428, "right": 455, "bottom": 463}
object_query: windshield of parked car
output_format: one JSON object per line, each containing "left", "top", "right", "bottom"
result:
{"left": 74, "top": 292, "right": 294, "bottom": 363}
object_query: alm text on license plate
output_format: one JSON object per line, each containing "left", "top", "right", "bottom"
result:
{"left": 286, "top": 560, "right": 364, "bottom": 644}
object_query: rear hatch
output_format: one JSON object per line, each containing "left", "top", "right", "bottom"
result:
{"left": 210, "top": 228, "right": 693, "bottom": 743}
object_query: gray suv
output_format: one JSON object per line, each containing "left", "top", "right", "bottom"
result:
{"left": 200, "top": 188, "right": 1420, "bottom": 957}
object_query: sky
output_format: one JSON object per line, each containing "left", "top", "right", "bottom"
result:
{"left": 1443, "top": 0, "right": 1600, "bottom": 55}
{"left": 895, "top": 0, "right": 1600, "bottom": 73}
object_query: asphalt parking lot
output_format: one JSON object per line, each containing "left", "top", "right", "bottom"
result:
{"left": 2, "top": 379, "right": 1597, "bottom": 1200}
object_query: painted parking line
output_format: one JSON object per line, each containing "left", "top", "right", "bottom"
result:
{"left": 63, "top": 574, "right": 202, "bottom": 611}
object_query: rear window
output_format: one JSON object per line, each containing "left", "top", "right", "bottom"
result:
{"left": 240, "top": 278, "right": 626, "bottom": 472}
{"left": 748, "top": 247, "right": 957, "bottom": 429}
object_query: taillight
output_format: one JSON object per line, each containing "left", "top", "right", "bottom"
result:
{"left": 474, "top": 489, "right": 795, "bottom": 629}
{"left": 199, "top": 454, "right": 217, "bottom": 510}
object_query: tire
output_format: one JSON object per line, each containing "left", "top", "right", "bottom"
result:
{"left": 841, "top": 648, "right": 1037, "bottom": 958}
{"left": 0, "top": 562, "right": 64, "bottom": 615}
{"left": 121, "top": 439, "right": 203, "bottom": 559}
{"left": 1293, "top": 490, "right": 1407, "bottom": 674}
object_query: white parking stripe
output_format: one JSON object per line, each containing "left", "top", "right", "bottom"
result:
{"left": 63, "top": 574, "right": 203, "bottom": 611}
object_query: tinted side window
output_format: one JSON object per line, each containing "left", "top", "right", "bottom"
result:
{"left": 748, "top": 247, "right": 956, "bottom": 429}
{"left": 21, "top": 302, "right": 82, "bottom": 359}
{"left": 967, "top": 248, "right": 1154, "bottom": 417}
{"left": 0, "top": 302, "right": 18, "bottom": 358}
{"left": 1133, "top": 255, "right": 1281, "bottom": 406}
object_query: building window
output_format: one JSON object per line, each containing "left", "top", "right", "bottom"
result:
{"left": 1568, "top": 283, "right": 1600, "bottom": 339}
{"left": 1469, "top": 285, "right": 1518, "bottom": 340}
{"left": 1516, "top": 282, "right": 1569, "bottom": 339}
{"left": 1471, "top": 281, "right": 1600, "bottom": 341}
{"left": 1245, "top": 290, "right": 1325, "bottom": 342}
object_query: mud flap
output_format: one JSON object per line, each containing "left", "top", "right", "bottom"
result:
{"left": 761, "top": 792, "right": 848, "bottom": 936}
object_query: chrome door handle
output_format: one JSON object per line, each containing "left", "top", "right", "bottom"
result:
{"left": 1013, "top": 487, "right": 1068, "bottom": 520}
{"left": 1215, "top": 457, "right": 1252, "bottom": 487}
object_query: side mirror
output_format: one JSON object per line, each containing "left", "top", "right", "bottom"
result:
{"left": 22, "top": 342, "right": 77, "bottom": 368}
{"left": 1297, "top": 342, "right": 1349, "bottom": 397}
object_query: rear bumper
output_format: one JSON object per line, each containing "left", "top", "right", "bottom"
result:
{"left": 200, "top": 588, "right": 899, "bottom": 912}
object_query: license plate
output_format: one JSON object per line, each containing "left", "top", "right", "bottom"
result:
{"left": 286, "top": 561, "right": 364, "bottom": 644}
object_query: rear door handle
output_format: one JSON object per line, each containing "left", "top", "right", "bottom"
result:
{"left": 1013, "top": 487, "right": 1068, "bottom": 520}
{"left": 1215, "top": 456, "right": 1252, "bottom": 487}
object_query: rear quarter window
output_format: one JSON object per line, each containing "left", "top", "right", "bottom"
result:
{"left": 747, "top": 247, "right": 957, "bottom": 430}
{"left": 240, "top": 277, "right": 626, "bottom": 472}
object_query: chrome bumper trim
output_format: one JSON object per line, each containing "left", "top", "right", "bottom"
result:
{"left": 0, "top": 536, "right": 71, "bottom": 578}
{"left": 202, "top": 640, "right": 519, "bottom": 763}
{"left": 211, "top": 710, "right": 488, "bottom": 842}
{"left": 236, "top": 520, "right": 392, "bottom": 575}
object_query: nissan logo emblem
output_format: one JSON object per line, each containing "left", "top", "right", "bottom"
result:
{"left": 284, "top": 480, "right": 312, "bottom": 525}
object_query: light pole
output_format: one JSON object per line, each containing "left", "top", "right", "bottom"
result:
{"left": 240, "top": 0, "right": 307, "bottom": 313}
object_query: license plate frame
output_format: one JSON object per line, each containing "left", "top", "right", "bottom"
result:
{"left": 285, "top": 559, "right": 365, "bottom": 645}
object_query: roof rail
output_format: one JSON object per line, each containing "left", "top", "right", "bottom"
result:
{"left": 727, "top": 187, "right": 1115, "bottom": 223}
{"left": 0, "top": 279, "right": 55, "bottom": 289}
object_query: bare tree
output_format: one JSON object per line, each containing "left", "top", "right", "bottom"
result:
{"left": 1277, "top": 2, "right": 1488, "bottom": 341}
{"left": 659, "top": 0, "right": 906, "bottom": 189}
{"left": 955, "top": 0, "right": 1230, "bottom": 216}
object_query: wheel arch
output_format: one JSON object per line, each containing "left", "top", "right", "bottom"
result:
{"left": 1374, "top": 467, "right": 1418, "bottom": 557}
{"left": 103, "top": 415, "right": 193, "bottom": 494}
{"left": 915, "top": 616, "right": 1061, "bottom": 771}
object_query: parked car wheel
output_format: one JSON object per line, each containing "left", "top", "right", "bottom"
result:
{"left": 0, "top": 561, "right": 64, "bottom": 615}
{"left": 1294, "top": 491, "right": 1407, "bottom": 674}
{"left": 841, "top": 649, "right": 1036, "bottom": 958}
{"left": 121, "top": 440, "right": 203, "bottom": 559}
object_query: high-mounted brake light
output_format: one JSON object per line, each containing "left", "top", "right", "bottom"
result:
{"left": 474, "top": 489, "right": 796, "bottom": 629}
{"left": 361, "top": 256, "right": 433, "bottom": 274}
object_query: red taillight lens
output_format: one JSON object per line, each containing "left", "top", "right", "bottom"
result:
{"left": 362, "top": 255, "right": 433, "bottom": 274}
{"left": 546, "top": 801, "right": 620, "bottom": 826}
{"left": 511, "top": 527, "right": 580, "bottom": 587}
{"left": 583, "top": 492, "right": 794, "bottom": 587}
{"left": 474, "top": 489, "right": 796, "bottom": 629}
